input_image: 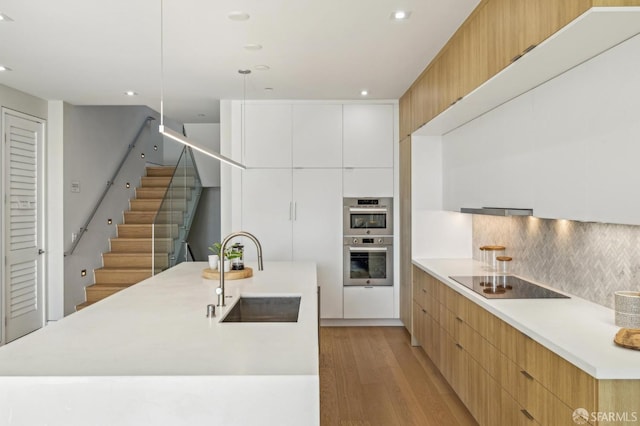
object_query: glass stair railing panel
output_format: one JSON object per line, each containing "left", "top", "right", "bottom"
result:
{"left": 152, "top": 146, "right": 203, "bottom": 273}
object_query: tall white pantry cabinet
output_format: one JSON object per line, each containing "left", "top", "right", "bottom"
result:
{"left": 230, "top": 101, "right": 397, "bottom": 319}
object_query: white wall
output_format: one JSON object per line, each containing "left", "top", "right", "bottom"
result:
{"left": 411, "top": 135, "right": 472, "bottom": 259}
{"left": 47, "top": 101, "right": 65, "bottom": 321}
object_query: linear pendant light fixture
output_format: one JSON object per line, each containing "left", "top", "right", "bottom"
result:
{"left": 157, "top": 0, "right": 246, "bottom": 170}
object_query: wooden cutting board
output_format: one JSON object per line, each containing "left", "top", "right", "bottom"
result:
{"left": 614, "top": 328, "right": 640, "bottom": 351}
{"left": 202, "top": 267, "right": 253, "bottom": 280}
{"left": 202, "top": 266, "right": 253, "bottom": 280}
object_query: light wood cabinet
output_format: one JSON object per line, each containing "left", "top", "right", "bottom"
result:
{"left": 399, "top": 0, "right": 638, "bottom": 137}
{"left": 399, "top": 137, "right": 412, "bottom": 332}
{"left": 399, "top": 92, "right": 412, "bottom": 139}
{"left": 411, "top": 266, "right": 638, "bottom": 425}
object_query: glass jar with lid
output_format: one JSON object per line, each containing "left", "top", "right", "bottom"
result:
{"left": 230, "top": 243, "right": 244, "bottom": 270}
{"left": 496, "top": 256, "right": 512, "bottom": 275}
{"left": 483, "top": 245, "right": 506, "bottom": 271}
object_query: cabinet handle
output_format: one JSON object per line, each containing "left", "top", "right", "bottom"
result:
{"left": 520, "top": 409, "right": 535, "bottom": 421}
{"left": 523, "top": 44, "right": 537, "bottom": 54}
{"left": 293, "top": 202, "right": 297, "bottom": 221}
{"left": 422, "top": 288, "right": 427, "bottom": 293}
{"left": 422, "top": 308, "right": 426, "bottom": 313}
{"left": 364, "top": 286, "right": 374, "bottom": 289}
{"left": 455, "top": 343, "right": 463, "bottom": 350}
{"left": 520, "top": 370, "right": 534, "bottom": 380}
{"left": 511, "top": 53, "right": 523, "bottom": 63}
{"left": 456, "top": 316, "right": 463, "bottom": 323}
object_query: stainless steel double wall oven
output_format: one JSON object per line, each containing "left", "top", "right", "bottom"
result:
{"left": 343, "top": 197, "right": 393, "bottom": 286}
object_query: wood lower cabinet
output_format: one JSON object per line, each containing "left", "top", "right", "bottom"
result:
{"left": 411, "top": 265, "right": 639, "bottom": 426}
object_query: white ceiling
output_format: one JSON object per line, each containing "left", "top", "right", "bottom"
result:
{"left": 0, "top": 0, "right": 479, "bottom": 123}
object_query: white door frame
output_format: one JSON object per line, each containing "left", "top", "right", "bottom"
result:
{"left": 1, "top": 107, "right": 47, "bottom": 344}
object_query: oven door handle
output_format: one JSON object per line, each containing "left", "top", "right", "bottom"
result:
{"left": 349, "top": 247, "right": 388, "bottom": 252}
{"left": 349, "top": 207, "right": 388, "bottom": 214}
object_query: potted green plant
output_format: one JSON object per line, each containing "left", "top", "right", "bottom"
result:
{"left": 208, "top": 243, "right": 241, "bottom": 272}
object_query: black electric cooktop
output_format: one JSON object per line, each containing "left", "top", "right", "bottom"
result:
{"left": 449, "top": 275, "right": 570, "bottom": 299}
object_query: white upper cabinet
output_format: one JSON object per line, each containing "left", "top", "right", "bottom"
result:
{"left": 292, "top": 104, "right": 343, "bottom": 168}
{"left": 441, "top": 33, "right": 640, "bottom": 225}
{"left": 243, "top": 104, "right": 292, "bottom": 168}
{"left": 343, "top": 104, "right": 394, "bottom": 168}
{"left": 343, "top": 168, "right": 394, "bottom": 198}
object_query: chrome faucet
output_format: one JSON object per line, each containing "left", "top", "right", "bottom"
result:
{"left": 216, "top": 231, "right": 264, "bottom": 307}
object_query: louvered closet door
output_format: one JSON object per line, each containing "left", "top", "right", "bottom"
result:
{"left": 3, "top": 110, "right": 45, "bottom": 343}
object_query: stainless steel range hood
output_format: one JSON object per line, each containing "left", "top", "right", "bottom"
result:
{"left": 460, "top": 207, "right": 533, "bottom": 217}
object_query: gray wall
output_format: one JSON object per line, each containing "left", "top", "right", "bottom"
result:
{"left": 0, "top": 84, "right": 48, "bottom": 120}
{"left": 62, "top": 105, "right": 182, "bottom": 315}
{"left": 472, "top": 215, "right": 640, "bottom": 309}
{"left": 186, "top": 187, "right": 221, "bottom": 261}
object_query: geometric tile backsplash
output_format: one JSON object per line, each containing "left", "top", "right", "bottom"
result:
{"left": 472, "top": 215, "right": 640, "bottom": 309}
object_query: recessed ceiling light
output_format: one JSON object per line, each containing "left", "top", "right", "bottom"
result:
{"left": 124, "top": 91, "right": 138, "bottom": 96}
{"left": 0, "top": 65, "right": 12, "bottom": 72}
{"left": 391, "top": 10, "right": 411, "bottom": 20}
{"left": 0, "top": 13, "right": 14, "bottom": 22}
{"left": 244, "top": 44, "right": 263, "bottom": 51}
{"left": 228, "top": 11, "right": 250, "bottom": 21}
{"left": 254, "top": 65, "right": 270, "bottom": 71}
{"left": 361, "top": 90, "right": 369, "bottom": 96}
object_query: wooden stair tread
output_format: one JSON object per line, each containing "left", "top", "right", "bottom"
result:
{"left": 103, "top": 252, "right": 167, "bottom": 257}
{"left": 146, "top": 166, "right": 176, "bottom": 177}
{"left": 75, "top": 301, "right": 93, "bottom": 311}
{"left": 86, "top": 282, "right": 134, "bottom": 289}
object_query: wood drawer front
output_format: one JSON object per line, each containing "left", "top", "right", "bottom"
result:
{"left": 517, "top": 370, "right": 578, "bottom": 426}
{"left": 412, "top": 267, "right": 427, "bottom": 308}
{"left": 413, "top": 301, "right": 427, "bottom": 345}
{"left": 501, "top": 388, "right": 539, "bottom": 426}
{"left": 518, "top": 334, "right": 596, "bottom": 413}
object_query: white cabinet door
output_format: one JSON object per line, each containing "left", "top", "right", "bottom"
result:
{"left": 292, "top": 104, "right": 343, "bottom": 167}
{"left": 244, "top": 104, "right": 292, "bottom": 168}
{"left": 292, "top": 169, "right": 343, "bottom": 319}
{"left": 343, "top": 286, "right": 394, "bottom": 319}
{"left": 242, "top": 169, "right": 292, "bottom": 261}
{"left": 343, "top": 168, "right": 394, "bottom": 197}
{"left": 343, "top": 104, "right": 394, "bottom": 168}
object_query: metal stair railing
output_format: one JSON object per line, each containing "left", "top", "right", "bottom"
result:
{"left": 151, "top": 145, "right": 203, "bottom": 273}
{"left": 65, "top": 116, "right": 156, "bottom": 256}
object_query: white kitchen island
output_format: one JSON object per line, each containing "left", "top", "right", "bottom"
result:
{"left": 0, "top": 261, "right": 319, "bottom": 426}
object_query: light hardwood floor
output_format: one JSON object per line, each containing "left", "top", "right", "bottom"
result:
{"left": 320, "top": 326, "right": 477, "bottom": 426}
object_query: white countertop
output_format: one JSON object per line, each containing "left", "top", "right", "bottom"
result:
{"left": 0, "top": 261, "right": 319, "bottom": 376}
{"left": 413, "top": 258, "right": 640, "bottom": 380}
{"left": 0, "top": 261, "right": 319, "bottom": 426}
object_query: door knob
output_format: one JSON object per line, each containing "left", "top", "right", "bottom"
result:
{"left": 38, "top": 249, "right": 45, "bottom": 255}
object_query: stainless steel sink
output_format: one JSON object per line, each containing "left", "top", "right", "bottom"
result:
{"left": 221, "top": 296, "right": 301, "bottom": 323}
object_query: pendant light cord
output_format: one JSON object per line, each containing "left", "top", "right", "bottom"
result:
{"left": 160, "top": 0, "right": 165, "bottom": 127}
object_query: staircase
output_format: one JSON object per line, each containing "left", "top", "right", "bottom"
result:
{"left": 76, "top": 166, "right": 179, "bottom": 311}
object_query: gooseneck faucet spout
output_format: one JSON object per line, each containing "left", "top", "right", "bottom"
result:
{"left": 217, "top": 231, "right": 264, "bottom": 307}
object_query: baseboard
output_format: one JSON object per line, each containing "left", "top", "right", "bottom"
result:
{"left": 320, "top": 318, "right": 404, "bottom": 327}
